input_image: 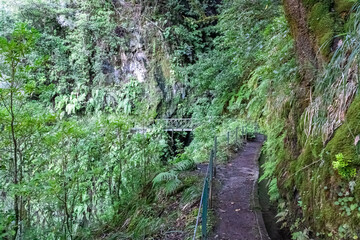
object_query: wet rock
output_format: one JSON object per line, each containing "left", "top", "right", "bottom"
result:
{"left": 102, "top": 60, "right": 114, "bottom": 74}
{"left": 114, "top": 26, "right": 127, "bottom": 37}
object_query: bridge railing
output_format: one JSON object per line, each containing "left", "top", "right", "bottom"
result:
{"left": 132, "top": 116, "right": 224, "bottom": 133}
{"left": 193, "top": 124, "right": 258, "bottom": 239}
{"left": 131, "top": 118, "right": 257, "bottom": 135}
{"left": 157, "top": 118, "right": 194, "bottom": 131}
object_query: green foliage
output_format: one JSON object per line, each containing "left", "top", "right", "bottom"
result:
{"left": 12, "top": 0, "right": 136, "bottom": 115}
{"left": 308, "top": 2, "right": 334, "bottom": 55}
{"left": 292, "top": 228, "right": 310, "bottom": 240}
{"left": 268, "top": 178, "right": 281, "bottom": 202}
{"left": 177, "top": 0, "right": 282, "bottom": 117}
{"left": 334, "top": 0, "right": 357, "bottom": 13}
{"left": 334, "top": 195, "right": 360, "bottom": 217}
{"left": 0, "top": 110, "right": 171, "bottom": 238}
{"left": 153, "top": 170, "right": 181, "bottom": 195}
{"left": 337, "top": 223, "right": 359, "bottom": 239}
{"left": 333, "top": 153, "right": 357, "bottom": 179}
{"left": 0, "top": 23, "right": 173, "bottom": 238}
{"left": 0, "top": 22, "right": 41, "bottom": 239}
{"left": 162, "top": 0, "right": 219, "bottom": 63}
{"left": 5, "top": 0, "right": 360, "bottom": 238}
{"left": 306, "top": 3, "right": 360, "bottom": 140}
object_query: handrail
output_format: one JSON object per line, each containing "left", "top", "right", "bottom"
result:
{"left": 193, "top": 146, "right": 214, "bottom": 239}
{"left": 193, "top": 161, "right": 211, "bottom": 240}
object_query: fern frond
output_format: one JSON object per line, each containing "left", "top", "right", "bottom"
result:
{"left": 165, "top": 178, "right": 182, "bottom": 195}
{"left": 276, "top": 209, "right": 288, "bottom": 223}
{"left": 152, "top": 170, "right": 177, "bottom": 185}
{"left": 174, "top": 160, "right": 195, "bottom": 171}
{"left": 268, "top": 178, "right": 280, "bottom": 201}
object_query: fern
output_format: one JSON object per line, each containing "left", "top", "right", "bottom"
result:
{"left": 291, "top": 229, "right": 310, "bottom": 240}
{"left": 153, "top": 170, "right": 182, "bottom": 195}
{"left": 174, "top": 159, "right": 195, "bottom": 171}
{"left": 268, "top": 178, "right": 280, "bottom": 202}
{"left": 164, "top": 178, "right": 182, "bottom": 195}
{"left": 153, "top": 170, "right": 177, "bottom": 184}
{"left": 153, "top": 159, "right": 195, "bottom": 195}
{"left": 276, "top": 209, "right": 289, "bottom": 223}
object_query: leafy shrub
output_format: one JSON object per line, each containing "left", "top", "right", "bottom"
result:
{"left": 332, "top": 153, "right": 357, "bottom": 179}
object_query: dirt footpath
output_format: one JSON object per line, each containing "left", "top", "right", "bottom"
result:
{"left": 210, "top": 135, "right": 270, "bottom": 240}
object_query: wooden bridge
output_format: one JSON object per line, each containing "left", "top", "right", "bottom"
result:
{"left": 131, "top": 118, "right": 200, "bottom": 133}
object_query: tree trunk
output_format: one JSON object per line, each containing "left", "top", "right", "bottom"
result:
{"left": 10, "top": 60, "right": 19, "bottom": 240}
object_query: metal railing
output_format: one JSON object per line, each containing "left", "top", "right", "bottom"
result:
{"left": 193, "top": 125, "right": 252, "bottom": 239}
{"left": 160, "top": 118, "right": 195, "bottom": 131}
{"left": 156, "top": 118, "right": 217, "bottom": 132}
{"left": 132, "top": 118, "right": 197, "bottom": 133}
{"left": 193, "top": 144, "right": 214, "bottom": 240}
{"left": 132, "top": 117, "right": 251, "bottom": 133}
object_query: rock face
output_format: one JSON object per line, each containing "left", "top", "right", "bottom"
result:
{"left": 96, "top": 0, "right": 184, "bottom": 116}
{"left": 102, "top": 30, "right": 149, "bottom": 85}
{"left": 119, "top": 31, "right": 148, "bottom": 83}
{"left": 283, "top": 0, "right": 318, "bottom": 83}
{"left": 102, "top": 1, "right": 153, "bottom": 85}
{"left": 281, "top": 0, "right": 356, "bottom": 163}
{"left": 279, "top": 0, "right": 360, "bottom": 237}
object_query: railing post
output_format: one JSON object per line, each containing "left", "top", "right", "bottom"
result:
{"left": 202, "top": 177, "right": 209, "bottom": 239}
{"left": 245, "top": 125, "right": 247, "bottom": 142}
{"left": 236, "top": 127, "right": 238, "bottom": 144}
{"left": 214, "top": 136, "right": 217, "bottom": 177}
{"left": 209, "top": 150, "right": 213, "bottom": 209}
{"left": 242, "top": 126, "right": 245, "bottom": 143}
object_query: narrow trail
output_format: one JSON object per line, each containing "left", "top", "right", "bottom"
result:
{"left": 210, "top": 135, "right": 270, "bottom": 240}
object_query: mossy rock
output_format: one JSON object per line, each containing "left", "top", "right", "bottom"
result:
{"left": 294, "top": 137, "right": 323, "bottom": 175}
{"left": 326, "top": 95, "right": 360, "bottom": 167}
{"left": 334, "top": 0, "right": 357, "bottom": 14}
{"left": 308, "top": 2, "right": 335, "bottom": 56}
{"left": 319, "top": 31, "right": 334, "bottom": 55}
{"left": 287, "top": 95, "right": 360, "bottom": 233}
{"left": 315, "top": 203, "right": 339, "bottom": 230}
{"left": 303, "top": 0, "right": 332, "bottom": 9}
{"left": 308, "top": 1, "right": 332, "bottom": 26}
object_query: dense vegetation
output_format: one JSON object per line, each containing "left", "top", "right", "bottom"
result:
{"left": 1, "top": 0, "right": 360, "bottom": 239}
{"left": 0, "top": 1, "right": 230, "bottom": 239}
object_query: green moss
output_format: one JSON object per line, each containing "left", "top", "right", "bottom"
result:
{"left": 302, "top": 96, "right": 360, "bottom": 235}
{"left": 353, "top": 175, "right": 360, "bottom": 217}
{"left": 303, "top": 0, "right": 332, "bottom": 9}
{"left": 334, "top": 0, "right": 357, "bottom": 14}
{"left": 308, "top": 3, "right": 335, "bottom": 56}
{"left": 304, "top": 0, "right": 355, "bottom": 56}
{"left": 283, "top": 176, "right": 294, "bottom": 191}
{"left": 319, "top": 31, "right": 334, "bottom": 55}
{"left": 308, "top": 2, "right": 332, "bottom": 28}
{"left": 284, "top": 98, "right": 360, "bottom": 236}
{"left": 293, "top": 138, "right": 322, "bottom": 174}
{"left": 325, "top": 95, "right": 360, "bottom": 166}
{"left": 315, "top": 204, "right": 339, "bottom": 229}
